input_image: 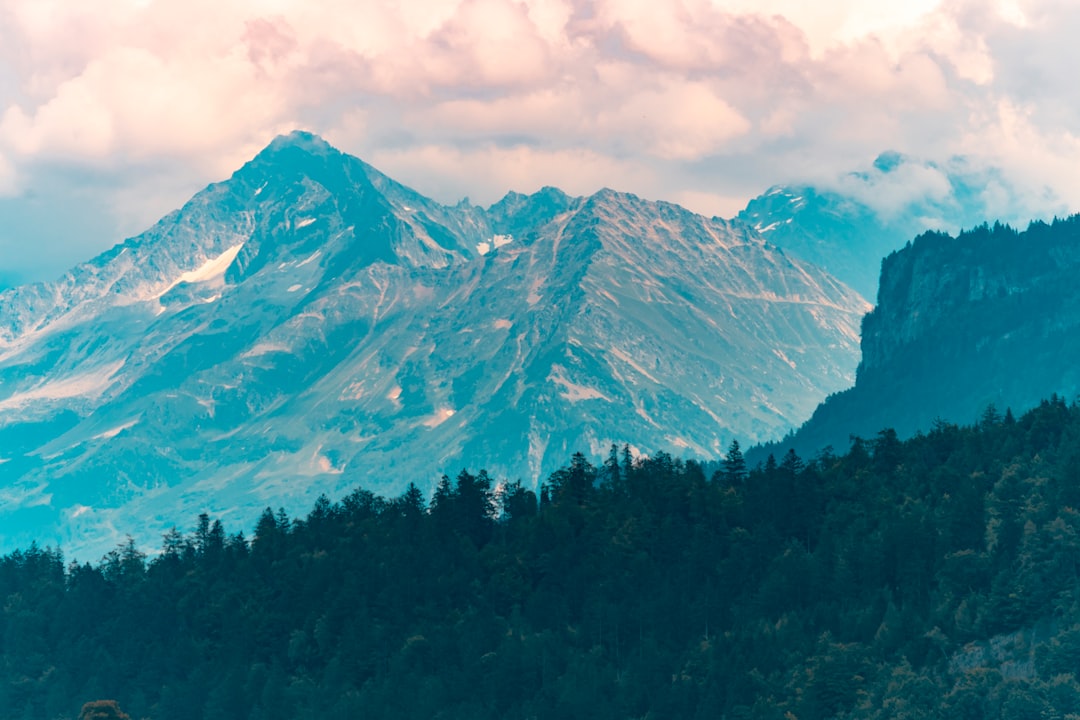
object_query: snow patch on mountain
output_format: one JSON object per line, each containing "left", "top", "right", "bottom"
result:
{"left": 609, "top": 346, "right": 661, "bottom": 384}
{"left": 242, "top": 341, "right": 292, "bottom": 358}
{"left": 297, "top": 250, "right": 322, "bottom": 268}
{"left": 549, "top": 365, "right": 611, "bottom": 402}
{"left": 423, "top": 408, "right": 457, "bottom": 428}
{"left": 93, "top": 419, "right": 140, "bottom": 441}
{"left": 0, "top": 360, "right": 125, "bottom": 410}
{"left": 167, "top": 243, "right": 244, "bottom": 290}
{"left": 773, "top": 348, "right": 797, "bottom": 370}
{"left": 477, "top": 233, "right": 514, "bottom": 255}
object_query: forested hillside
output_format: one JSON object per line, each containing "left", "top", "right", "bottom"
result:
{"left": 760, "top": 215, "right": 1080, "bottom": 463}
{"left": 7, "top": 398, "right": 1080, "bottom": 718}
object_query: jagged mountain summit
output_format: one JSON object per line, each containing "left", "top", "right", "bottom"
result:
{"left": 0, "top": 131, "right": 868, "bottom": 558}
{"left": 738, "top": 152, "right": 1046, "bottom": 298}
{"left": 753, "top": 216, "right": 1080, "bottom": 462}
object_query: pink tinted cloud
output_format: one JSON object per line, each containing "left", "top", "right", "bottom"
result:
{"left": 0, "top": 0, "right": 1075, "bottom": 224}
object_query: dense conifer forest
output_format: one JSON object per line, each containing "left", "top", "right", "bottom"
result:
{"left": 7, "top": 398, "right": 1080, "bottom": 718}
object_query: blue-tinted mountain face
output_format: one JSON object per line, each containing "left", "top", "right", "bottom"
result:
{"left": 0, "top": 132, "right": 868, "bottom": 559}
{"left": 738, "top": 153, "right": 1048, "bottom": 299}
{"left": 755, "top": 216, "right": 1080, "bottom": 462}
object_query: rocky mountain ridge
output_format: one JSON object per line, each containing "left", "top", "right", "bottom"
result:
{"left": 0, "top": 131, "right": 869, "bottom": 559}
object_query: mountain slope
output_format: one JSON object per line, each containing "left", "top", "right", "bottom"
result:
{"left": 756, "top": 216, "right": 1080, "bottom": 461}
{"left": 0, "top": 132, "right": 868, "bottom": 558}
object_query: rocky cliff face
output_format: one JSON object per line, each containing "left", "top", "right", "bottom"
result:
{"left": 0, "top": 131, "right": 868, "bottom": 559}
{"left": 859, "top": 221, "right": 1080, "bottom": 375}
{"left": 756, "top": 216, "right": 1080, "bottom": 462}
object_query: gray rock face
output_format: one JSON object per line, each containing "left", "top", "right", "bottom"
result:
{"left": 754, "top": 217, "right": 1080, "bottom": 463}
{"left": 0, "top": 132, "right": 868, "bottom": 559}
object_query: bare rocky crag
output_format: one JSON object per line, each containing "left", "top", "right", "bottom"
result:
{"left": 0, "top": 131, "right": 869, "bottom": 559}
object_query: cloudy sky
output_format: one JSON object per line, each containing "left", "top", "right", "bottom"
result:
{"left": 0, "top": 0, "right": 1077, "bottom": 285}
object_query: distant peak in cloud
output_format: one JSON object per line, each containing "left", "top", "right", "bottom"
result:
{"left": 814, "top": 150, "right": 1062, "bottom": 229}
{"left": 872, "top": 151, "right": 907, "bottom": 174}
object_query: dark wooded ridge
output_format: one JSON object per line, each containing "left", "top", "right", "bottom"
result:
{"left": 5, "top": 397, "right": 1080, "bottom": 718}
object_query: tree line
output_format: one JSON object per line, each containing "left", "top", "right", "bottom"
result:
{"left": 5, "top": 397, "right": 1080, "bottom": 717}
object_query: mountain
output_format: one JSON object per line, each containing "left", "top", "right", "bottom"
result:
{"left": 754, "top": 215, "right": 1080, "bottom": 462}
{"left": 738, "top": 152, "right": 1047, "bottom": 298}
{"left": 0, "top": 131, "right": 869, "bottom": 559}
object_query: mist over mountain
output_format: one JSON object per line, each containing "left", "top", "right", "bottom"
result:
{"left": 738, "top": 153, "right": 1047, "bottom": 298}
{"left": 0, "top": 131, "right": 867, "bottom": 559}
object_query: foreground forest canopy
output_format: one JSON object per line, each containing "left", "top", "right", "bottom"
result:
{"left": 7, "top": 399, "right": 1080, "bottom": 718}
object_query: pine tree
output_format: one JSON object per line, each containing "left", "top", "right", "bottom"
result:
{"left": 397, "top": 482, "right": 426, "bottom": 522}
{"left": 254, "top": 508, "right": 278, "bottom": 545}
{"left": 456, "top": 469, "right": 495, "bottom": 545}
{"left": 603, "top": 443, "right": 622, "bottom": 490}
{"left": 721, "top": 440, "right": 747, "bottom": 485}
{"left": 501, "top": 480, "right": 538, "bottom": 521}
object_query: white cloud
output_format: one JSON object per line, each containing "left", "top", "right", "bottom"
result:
{"left": 364, "top": 143, "right": 655, "bottom": 207}
{"left": 0, "top": 0, "right": 1077, "bottom": 282}
{"left": 604, "top": 79, "right": 751, "bottom": 160}
{"left": 963, "top": 98, "right": 1080, "bottom": 216}
{"left": 831, "top": 161, "right": 954, "bottom": 220}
